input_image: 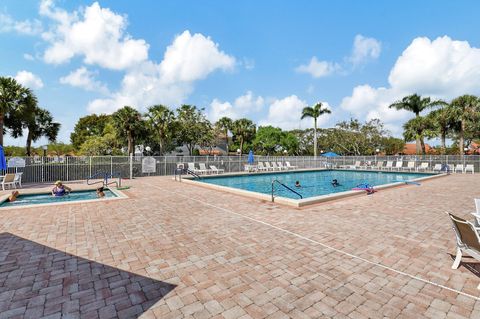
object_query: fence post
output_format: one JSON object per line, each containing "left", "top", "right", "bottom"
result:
{"left": 164, "top": 156, "right": 167, "bottom": 176}
{"left": 110, "top": 156, "right": 113, "bottom": 176}
{"left": 89, "top": 156, "right": 92, "bottom": 178}
{"left": 129, "top": 154, "right": 133, "bottom": 179}
{"left": 66, "top": 156, "right": 69, "bottom": 181}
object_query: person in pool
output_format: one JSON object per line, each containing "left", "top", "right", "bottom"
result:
{"left": 295, "top": 181, "right": 301, "bottom": 188}
{"left": 52, "top": 181, "right": 71, "bottom": 197}
{"left": 331, "top": 179, "right": 340, "bottom": 187}
{"left": 96, "top": 187, "right": 105, "bottom": 198}
{"left": 8, "top": 191, "right": 19, "bottom": 202}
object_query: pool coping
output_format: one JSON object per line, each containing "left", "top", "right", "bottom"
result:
{"left": 180, "top": 169, "right": 447, "bottom": 207}
{"left": 0, "top": 186, "right": 128, "bottom": 210}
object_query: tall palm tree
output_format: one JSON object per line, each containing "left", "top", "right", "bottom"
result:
{"left": 146, "top": 105, "right": 176, "bottom": 155}
{"left": 403, "top": 116, "right": 433, "bottom": 154}
{"left": 449, "top": 95, "right": 480, "bottom": 154}
{"left": 0, "top": 77, "right": 30, "bottom": 146}
{"left": 215, "top": 116, "right": 232, "bottom": 154}
{"left": 112, "top": 106, "right": 143, "bottom": 155}
{"left": 389, "top": 94, "right": 446, "bottom": 154}
{"left": 300, "top": 102, "right": 331, "bottom": 158}
{"left": 231, "top": 118, "right": 256, "bottom": 154}
{"left": 426, "top": 107, "right": 453, "bottom": 154}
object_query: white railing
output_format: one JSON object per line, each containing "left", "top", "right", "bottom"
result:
{"left": 4, "top": 154, "right": 480, "bottom": 184}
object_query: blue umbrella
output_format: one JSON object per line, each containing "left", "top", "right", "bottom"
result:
{"left": 247, "top": 150, "right": 254, "bottom": 164}
{"left": 0, "top": 146, "right": 6, "bottom": 171}
{"left": 321, "top": 152, "right": 339, "bottom": 157}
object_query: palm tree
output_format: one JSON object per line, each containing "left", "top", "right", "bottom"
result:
{"left": 215, "top": 117, "right": 232, "bottom": 154}
{"left": 449, "top": 95, "right": 480, "bottom": 154}
{"left": 403, "top": 116, "right": 433, "bottom": 154}
{"left": 146, "top": 105, "right": 176, "bottom": 155}
{"left": 426, "top": 107, "right": 453, "bottom": 154}
{"left": 389, "top": 94, "right": 446, "bottom": 154}
{"left": 231, "top": 118, "right": 256, "bottom": 154}
{"left": 301, "top": 102, "right": 331, "bottom": 158}
{"left": 0, "top": 77, "right": 30, "bottom": 146}
{"left": 112, "top": 106, "right": 143, "bottom": 155}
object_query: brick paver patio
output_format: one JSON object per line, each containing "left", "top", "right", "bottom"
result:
{"left": 1, "top": 174, "right": 480, "bottom": 318}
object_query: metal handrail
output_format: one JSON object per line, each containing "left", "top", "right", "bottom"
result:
{"left": 186, "top": 169, "right": 201, "bottom": 179}
{"left": 271, "top": 179, "right": 303, "bottom": 202}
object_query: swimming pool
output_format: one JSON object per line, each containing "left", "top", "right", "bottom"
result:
{"left": 195, "top": 169, "right": 438, "bottom": 205}
{"left": 0, "top": 189, "right": 120, "bottom": 208}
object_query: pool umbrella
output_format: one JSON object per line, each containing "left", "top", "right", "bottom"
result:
{"left": 0, "top": 145, "right": 6, "bottom": 171}
{"left": 321, "top": 152, "right": 339, "bottom": 157}
{"left": 247, "top": 150, "right": 254, "bottom": 164}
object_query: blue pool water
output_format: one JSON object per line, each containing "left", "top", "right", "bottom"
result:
{"left": 0, "top": 189, "right": 117, "bottom": 207}
{"left": 199, "top": 170, "right": 433, "bottom": 200}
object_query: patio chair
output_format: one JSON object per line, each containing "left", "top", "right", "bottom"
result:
{"left": 375, "top": 161, "right": 384, "bottom": 170}
{"left": 285, "top": 161, "right": 298, "bottom": 170}
{"left": 417, "top": 162, "right": 429, "bottom": 172}
{"left": 257, "top": 162, "right": 268, "bottom": 171}
{"left": 447, "top": 212, "right": 480, "bottom": 289}
{"left": 271, "top": 162, "right": 281, "bottom": 171}
{"left": 384, "top": 161, "right": 393, "bottom": 171}
{"left": 264, "top": 162, "right": 275, "bottom": 171}
{"left": 454, "top": 164, "right": 464, "bottom": 174}
{"left": 277, "top": 162, "right": 288, "bottom": 170}
{"left": 209, "top": 165, "right": 224, "bottom": 174}
{"left": 465, "top": 164, "right": 475, "bottom": 174}
{"left": 403, "top": 161, "right": 415, "bottom": 171}
{"left": 394, "top": 161, "right": 403, "bottom": 170}
{"left": 187, "top": 163, "right": 204, "bottom": 175}
{"left": 470, "top": 199, "right": 480, "bottom": 228}
{"left": 1, "top": 174, "right": 16, "bottom": 190}
{"left": 350, "top": 161, "right": 361, "bottom": 169}
{"left": 13, "top": 172, "right": 23, "bottom": 188}
{"left": 433, "top": 164, "right": 443, "bottom": 172}
{"left": 198, "top": 163, "right": 211, "bottom": 174}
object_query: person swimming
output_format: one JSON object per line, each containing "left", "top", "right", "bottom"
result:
{"left": 295, "top": 181, "right": 301, "bottom": 188}
{"left": 96, "top": 187, "right": 105, "bottom": 198}
{"left": 331, "top": 179, "right": 340, "bottom": 187}
{"left": 8, "top": 191, "right": 19, "bottom": 202}
{"left": 52, "top": 181, "right": 71, "bottom": 197}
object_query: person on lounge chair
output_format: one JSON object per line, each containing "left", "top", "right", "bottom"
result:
{"left": 52, "top": 181, "right": 71, "bottom": 197}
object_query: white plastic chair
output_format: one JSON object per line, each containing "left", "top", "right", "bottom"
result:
{"left": 403, "top": 161, "right": 415, "bottom": 171}
{"left": 417, "top": 162, "right": 429, "bottom": 172}
{"left": 433, "top": 164, "right": 442, "bottom": 172}
{"left": 14, "top": 172, "right": 23, "bottom": 188}
{"left": 209, "top": 165, "right": 224, "bottom": 174}
{"left": 465, "top": 164, "right": 475, "bottom": 174}
{"left": 285, "top": 162, "right": 298, "bottom": 170}
{"left": 394, "top": 161, "right": 403, "bottom": 170}
{"left": 454, "top": 164, "right": 464, "bottom": 174}
{"left": 198, "top": 163, "right": 211, "bottom": 174}
{"left": 1, "top": 174, "right": 16, "bottom": 190}
{"left": 257, "top": 162, "right": 268, "bottom": 171}
{"left": 384, "top": 161, "right": 393, "bottom": 170}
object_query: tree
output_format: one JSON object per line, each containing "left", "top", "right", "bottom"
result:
{"left": 176, "top": 105, "right": 211, "bottom": 155}
{"left": 231, "top": 118, "right": 256, "bottom": 154}
{"left": 449, "top": 95, "right": 480, "bottom": 154}
{"left": 215, "top": 117, "right": 232, "bottom": 154}
{"left": 388, "top": 94, "right": 446, "bottom": 154}
{"left": 301, "top": 102, "right": 331, "bottom": 158}
{"left": 79, "top": 123, "right": 121, "bottom": 156}
{"left": 0, "top": 77, "right": 30, "bottom": 146}
{"left": 402, "top": 116, "right": 434, "bottom": 154}
{"left": 426, "top": 107, "right": 454, "bottom": 154}
{"left": 112, "top": 106, "right": 143, "bottom": 155}
{"left": 253, "top": 126, "right": 284, "bottom": 155}
{"left": 146, "top": 105, "right": 176, "bottom": 155}
{"left": 70, "top": 114, "right": 112, "bottom": 149}
{"left": 48, "top": 142, "right": 75, "bottom": 156}
{"left": 381, "top": 137, "right": 405, "bottom": 155}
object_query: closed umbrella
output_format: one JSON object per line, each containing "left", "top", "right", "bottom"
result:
{"left": 0, "top": 146, "right": 6, "bottom": 171}
{"left": 247, "top": 150, "right": 254, "bottom": 164}
{"left": 321, "top": 152, "right": 339, "bottom": 157}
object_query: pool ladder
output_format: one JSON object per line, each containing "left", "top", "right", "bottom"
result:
{"left": 174, "top": 168, "right": 201, "bottom": 181}
{"left": 271, "top": 179, "right": 303, "bottom": 202}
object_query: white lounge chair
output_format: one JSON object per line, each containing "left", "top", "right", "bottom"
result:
{"left": 470, "top": 199, "right": 480, "bottom": 228}
{"left": 285, "top": 161, "right": 298, "bottom": 170}
{"left": 277, "top": 162, "right": 288, "bottom": 170}
{"left": 403, "top": 161, "right": 415, "bottom": 171}
{"left": 209, "top": 165, "right": 224, "bottom": 174}
{"left": 187, "top": 163, "right": 204, "bottom": 175}
{"left": 199, "top": 163, "right": 211, "bottom": 175}
{"left": 264, "top": 162, "right": 275, "bottom": 171}
{"left": 433, "top": 164, "right": 442, "bottom": 172}
{"left": 417, "top": 162, "right": 429, "bottom": 172}
{"left": 447, "top": 212, "right": 480, "bottom": 289}
{"left": 465, "top": 164, "right": 475, "bottom": 174}
{"left": 1, "top": 174, "right": 16, "bottom": 190}
{"left": 384, "top": 161, "right": 393, "bottom": 171}
{"left": 13, "top": 172, "right": 23, "bottom": 188}
{"left": 394, "top": 161, "right": 403, "bottom": 170}
{"left": 350, "top": 161, "right": 361, "bottom": 169}
{"left": 257, "top": 162, "right": 268, "bottom": 171}
{"left": 375, "top": 161, "right": 384, "bottom": 170}
{"left": 271, "top": 162, "right": 281, "bottom": 171}
{"left": 454, "top": 164, "right": 464, "bottom": 174}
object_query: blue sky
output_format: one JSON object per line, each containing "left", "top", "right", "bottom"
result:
{"left": 2, "top": 0, "right": 480, "bottom": 146}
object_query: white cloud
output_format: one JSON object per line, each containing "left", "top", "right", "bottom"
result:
{"left": 208, "top": 91, "right": 264, "bottom": 122}
{"left": 59, "top": 67, "right": 109, "bottom": 94}
{"left": 40, "top": 1, "right": 149, "bottom": 70}
{"left": 0, "top": 12, "right": 42, "bottom": 35}
{"left": 295, "top": 57, "right": 340, "bottom": 78}
{"left": 23, "top": 53, "right": 34, "bottom": 61}
{"left": 341, "top": 36, "right": 480, "bottom": 136}
{"left": 14, "top": 71, "right": 44, "bottom": 89}
{"left": 349, "top": 34, "right": 381, "bottom": 66}
{"left": 88, "top": 30, "right": 236, "bottom": 113}
{"left": 259, "top": 95, "right": 331, "bottom": 130}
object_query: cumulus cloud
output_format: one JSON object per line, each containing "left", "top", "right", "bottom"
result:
{"left": 60, "top": 67, "right": 109, "bottom": 94}
{"left": 208, "top": 91, "right": 264, "bottom": 122}
{"left": 39, "top": 0, "right": 149, "bottom": 70}
{"left": 14, "top": 71, "right": 44, "bottom": 89}
{"left": 259, "top": 95, "right": 332, "bottom": 130}
{"left": 341, "top": 36, "right": 480, "bottom": 136}
{"left": 295, "top": 57, "right": 340, "bottom": 78}
{"left": 348, "top": 34, "right": 381, "bottom": 66}
{"left": 0, "top": 12, "right": 42, "bottom": 35}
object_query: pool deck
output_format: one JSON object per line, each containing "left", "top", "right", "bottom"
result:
{"left": 1, "top": 174, "right": 480, "bottom": 318}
